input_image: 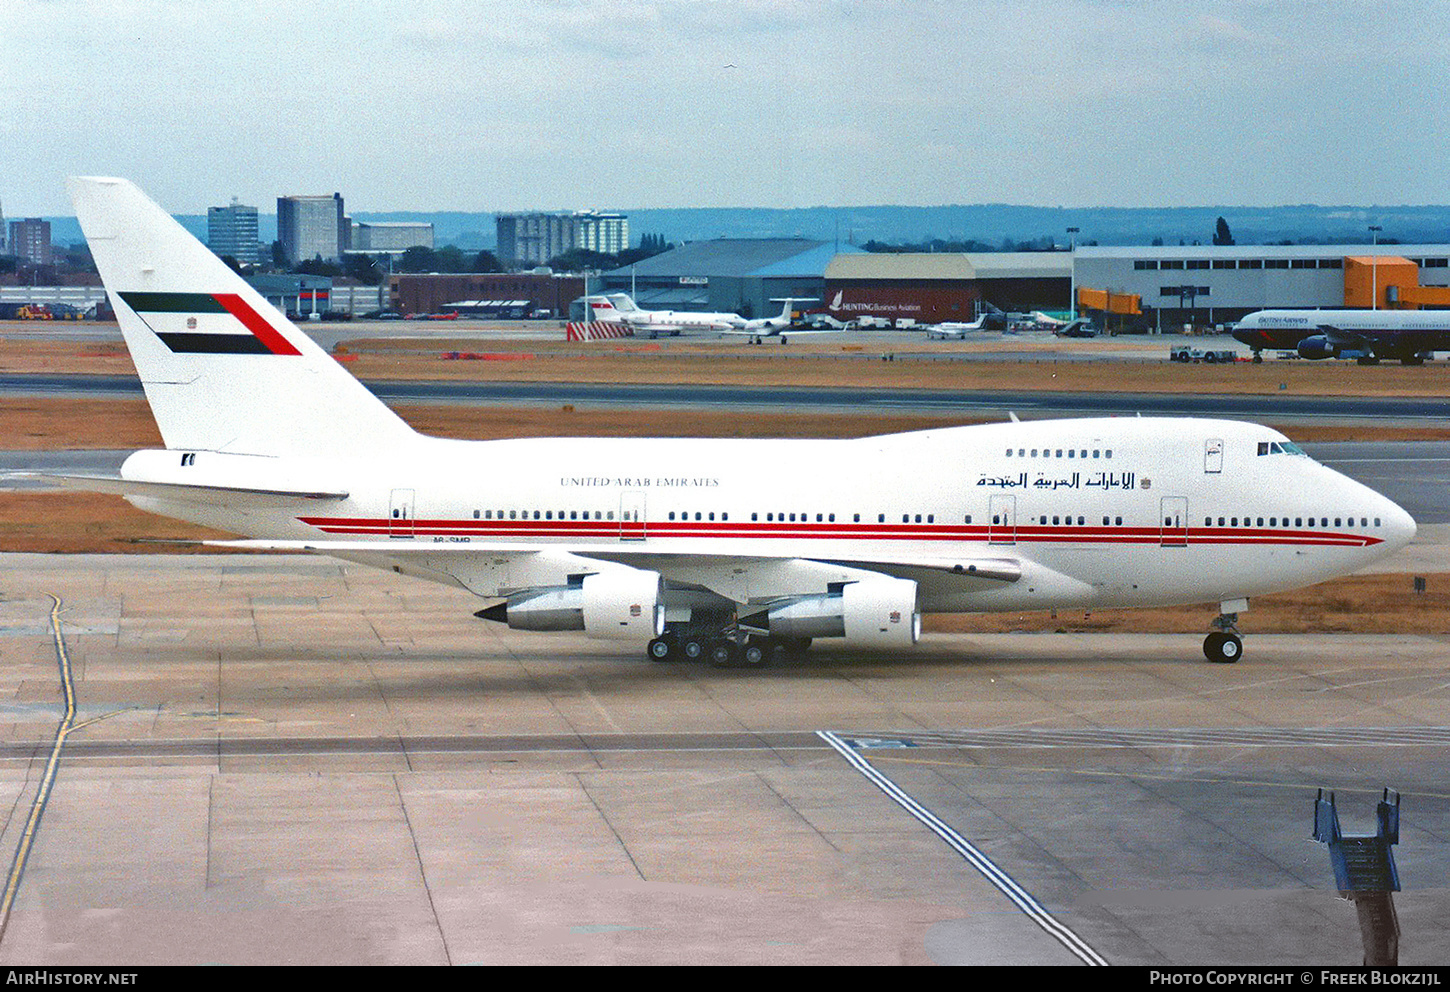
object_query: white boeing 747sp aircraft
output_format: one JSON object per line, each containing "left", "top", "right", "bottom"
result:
{"left": 54, "top": 178, "right": 1416, "bottom": 667}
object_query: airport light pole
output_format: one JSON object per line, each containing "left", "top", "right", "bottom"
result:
{"left": 1368, "top": 225, "right": 1382, "bottom": 310}
{"left": 1066, "top": 227, "right": 1079, "bottom": 320}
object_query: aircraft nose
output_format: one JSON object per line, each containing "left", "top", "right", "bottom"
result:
{"left": 1380, "top": 496, "right": 1417, "bottom": 553}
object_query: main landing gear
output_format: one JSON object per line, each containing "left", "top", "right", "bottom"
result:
{"left": 646, "top": 625, "right": 810, "bottom": 667}
{"left": 1203, "top": 604, "right": 1245, "bottom": 664}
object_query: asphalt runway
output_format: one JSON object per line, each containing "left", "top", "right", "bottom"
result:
{"left": 0, "top": 552, "right": 1443, "bottom": 965}
{"left": 3, "top": 371, "right": 1450, "bottom": 423}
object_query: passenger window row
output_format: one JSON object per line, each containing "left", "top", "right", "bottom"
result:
{"left": 1203, "top": 515, "right": 1381, "bottom": 528}
{"left": 1005, "top": 448, "right": 1112, "bottom": 459}
{"left": 472, "top": 509, "right": 615, "bottom": 521}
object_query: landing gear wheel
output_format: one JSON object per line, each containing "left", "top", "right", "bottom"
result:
{"left": 1252, "top": 352, "right": 1263, "bottom": 364}
{"left": 708, "top": 639, "right": 740, "bottom": 668}
{"left": 1203, "top": 631, "right": 1243, "bottom": 664}
{"left": 646, "top": 636, "right": 676, "bottom": 662}
{"left": 741, "top": 639, "right": 769, "bottom": 667}
{"left": 680, "top": 636, "right": 706, "bottom": 661}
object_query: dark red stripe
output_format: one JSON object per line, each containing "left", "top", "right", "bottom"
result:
{"left": 213, "top": 293, "right": 302, "bottom": 356}
{"left": 297, "top": 516, "right": 1379, "bottom": 547}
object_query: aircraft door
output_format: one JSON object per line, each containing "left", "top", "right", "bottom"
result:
{"left": 389, "top": 488, "right": 416, "bottom": 538}
{"left": 988, "top": 495, "right": 1016, "bottom": 545}
{"left": 620, "top": 490, "right": 646, "bottom": 541}
{"left": 1204, "top": 438, "right": 1224, "bottom": 474}
{"left": 1160, "top": 496, "right": 1188, "bottom": 547}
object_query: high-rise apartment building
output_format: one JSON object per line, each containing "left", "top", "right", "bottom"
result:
{"left": 208, "top": 198, "right": 260, "bottom": 264}
{"left": 277, "top": 193, "right": 346, "bottom": 265}
{"left": 350, "top": 221, "right": 434, "bottom": 253}
{"left": 496, "top": 210, "right": 629, "bottom": 266}
{"left": 8, "top": 218, "right": 51, "bottom": 266}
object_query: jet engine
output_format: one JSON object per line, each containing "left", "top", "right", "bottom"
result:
{"left": 476, "top": 569, "right": 664, "bottom": 641}
{"left": 756, "top": 577, "right": 920, "bottom": 649}
{"left": 1295, "top": 335, "right": 1338, "bottom": 360}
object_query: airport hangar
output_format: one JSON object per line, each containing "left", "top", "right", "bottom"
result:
{"left": 592, "top": 238, "right": 862, "bottom": 321}
{"left": 388, "top": 271, "right": 586, "bottom": 317}
{"left": 1074, "top": 244, "right": 1450, "bottom": 333}
{"left": 367, "top": 239, "right": 1450, "bottom": 330}
{"left": 574, "top": 240, "right": 1450, "bottom": 332}
{"left": 821, "top": 251, "right": 1072, "bottom": 323}
{"left": 819, "top": 244, "right": 1450, "bottom": 331}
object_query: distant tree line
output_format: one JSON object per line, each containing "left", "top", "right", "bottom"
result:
{"left": 862, "top": 235, "right": 1091, "bottom": 253}
{"left": 257, "top": 245, "right": 504, "bottom": 285}
{"left": 545, "top": 233, "right": 673, "bottom": 272}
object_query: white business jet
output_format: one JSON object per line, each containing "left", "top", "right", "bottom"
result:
{"left": 720, "top": 298, "right": 819, "bottom": 344}
{"left": 582, "top": 293, "right": 746, "bottom": 336}
{"left": 49, "top": 178, "right": 1415, "bottom": 667}
{"left": 925, "top": 315, "right": 991, "bottom": 339}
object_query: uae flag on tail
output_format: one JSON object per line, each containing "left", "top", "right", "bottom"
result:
{"left": 118, "top": 292, "right": 301, "bottom": 355}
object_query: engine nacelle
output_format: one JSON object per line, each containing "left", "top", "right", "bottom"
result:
{"left": 580, "top": 570, "right": 665, "bottom": 641}
{"left": 1296, "top": 335, "right": 1338, "bottom": 360}
{"left": 481, "top": 569, "right": 664, "bottom": 641}
{"left": 763, "top": 577, "right": 920, "bottom": 649}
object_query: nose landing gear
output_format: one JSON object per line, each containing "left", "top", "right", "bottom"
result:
{"left": 1204, "top": 606, "right": 1244, "bottom": 663}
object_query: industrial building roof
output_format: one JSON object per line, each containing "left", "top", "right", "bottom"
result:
{"left": 1075, "top": 244, "right": 1450, "bottom": 260}
{"left": 606, "top": 238, "right": 858, "bottom": 279}
{"left": 824, "top": 252, "right": 1072, "bottom": 282}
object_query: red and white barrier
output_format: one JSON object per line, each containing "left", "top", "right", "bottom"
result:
{"left": 565, "top": 321, "right": 635, "bottom": 342}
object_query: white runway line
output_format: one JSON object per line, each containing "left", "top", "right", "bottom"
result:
{"left": 817, "top": 730, "right": 1108, "bottom": 966}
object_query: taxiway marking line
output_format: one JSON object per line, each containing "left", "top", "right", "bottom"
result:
{"left": 817, "top": 730, "right": 1108, "bottom": 966}
{"left": 0, "top": 596, "right": 77, "bottom": 946}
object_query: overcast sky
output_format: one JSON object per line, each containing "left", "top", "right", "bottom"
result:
{"left": 4, "top": 0, "right": 1448, "bottom": 215}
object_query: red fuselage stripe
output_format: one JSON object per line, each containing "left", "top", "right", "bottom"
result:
{"left": 297, "top": 517, "right": 1379, "bottom": 547}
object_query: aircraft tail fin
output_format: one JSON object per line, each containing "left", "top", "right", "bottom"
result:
{"left": 768, "top": 297, "right": 816, "bottom": 319}
{"left": 68, "top": 177, "right": 417, "bottom": 458}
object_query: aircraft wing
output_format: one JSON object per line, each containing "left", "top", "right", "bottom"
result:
{"left": 209, "top": 538, "right": 1020, "bottom": 577}
{"left": 205, "top": 538, "right": 1023, "bottom": 602}
{"left": 719, "top": 326, "right": 840, "bottom": 337}
{"left": 14, "top": 473, "right": 348, "bottom": 502}
{"left": 1317, "top": 324, "right": 1369, "bottom": 349}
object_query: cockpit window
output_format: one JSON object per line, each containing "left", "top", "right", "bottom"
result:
{"left": 1258, "top": 440, "right": 1307, "bottom": 456}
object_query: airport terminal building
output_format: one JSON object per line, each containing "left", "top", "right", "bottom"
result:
{"left": 1074, "top": 244, "right": 1450, "bottom": 332}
